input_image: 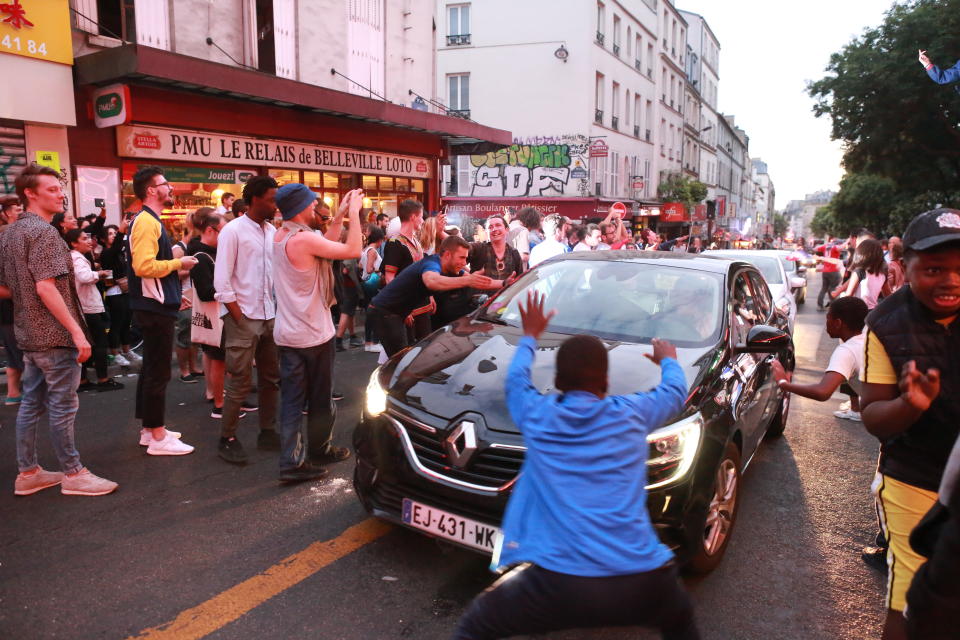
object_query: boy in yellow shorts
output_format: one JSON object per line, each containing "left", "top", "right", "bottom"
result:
{"left": 860, "top": 208, "right": 960, "bottom": 640}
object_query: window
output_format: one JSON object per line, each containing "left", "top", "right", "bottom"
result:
{"left": 77, "top": 0, "right": 168, "bottom": 50}
{"left": 613, "top": 15, "right": 621, "bottom": 56}
{"left": 626, "top": 26, "right": 631, "bottom": 58}
{"left": 624, "top": 90, "right": 630, "bottom": 128}
{"left": 91, "top": 0, "right": 136, "bottom": 41}
{"left": 609, "top": 151, "right": 619, "bottom": 196}
{"left": 447, "top": 4, "right": 470, "bottom": 45}
{"left": 634, "top": 94, "right": 642, "bottom": 136}
{"left": 595, "top": 73, "right": 605, "bottom": 123}
{"left": 731, "top": 273, "right": 758, "bottom": 346}
{"left": 611, "top": 82, "right": 620, "bottom": 129}
{"left": 635, "top": 34, "right": 642, "bottom": 69}
{"left": 254, "top": 0, "right": 276, "bottom": 74}
{"left": 647, "top": 43, "right": 654, "bottom": 75}
{"left": 596, "top": 2, "right": 605, "bottom": 44}
{"left": 448, "top": 74, "right": 470, "bottom": 115}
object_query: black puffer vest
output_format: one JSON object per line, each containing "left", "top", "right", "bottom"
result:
{"left": 867, "top": 286, "right": 960, "bottom": 491}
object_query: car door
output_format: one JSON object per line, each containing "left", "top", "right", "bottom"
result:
{"left": 746, "top": 270, "right": 779, "bottom": 442}
{"left": 727, "top": 270, "right": 766, "bottom": 458}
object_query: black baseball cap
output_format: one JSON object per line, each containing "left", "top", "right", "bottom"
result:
{"left": 902, "top": 208, "right": 960, "bottom": 251}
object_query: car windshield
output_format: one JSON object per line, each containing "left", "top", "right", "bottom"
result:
{"left": 719, "top": 254, "right": 783, "bottom": 284}
{"left": 779, "top": 257, "right": 796, "bottom": 273}
{"left": 478, "top": 260, "right": 724, "bottom": 347}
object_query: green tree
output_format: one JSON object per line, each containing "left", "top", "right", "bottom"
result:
{"left": 808, "top": 0, "right": 960, "bottom": 232}
{"left": 773, "top": 213, "right": 789, "bottom": 237}
{"left": 657, "top": 173, "right": 708, "bottom": 211}
{"left": 810, "top": 204, "right": 839, "bottom": 238}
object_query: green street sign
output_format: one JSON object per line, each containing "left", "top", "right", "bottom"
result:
{"left": 96, "top": 93, "right": 123, "bottom": 118}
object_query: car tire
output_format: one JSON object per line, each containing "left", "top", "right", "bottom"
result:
{"left": 765, "top": 390, "right": 790, "bottom": 439}
{"left": 687, "top": 442, "right": 742, "bottom": 574}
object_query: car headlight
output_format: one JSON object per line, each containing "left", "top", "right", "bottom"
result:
{"left": 775, "top": 296, "right": 791, "bottom": 313}
{"left": 365, "top": 367, "right": 388, "bottom": 416}
{"left": 646, "top": 413, "right": 703, "bottom": 489}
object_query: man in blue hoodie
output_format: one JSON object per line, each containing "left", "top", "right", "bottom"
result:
{"left": 452, "top": 291, "right": 699, "bottom": 640}
{"left": 919, "top": 49, "right": 960, "bottom": 91}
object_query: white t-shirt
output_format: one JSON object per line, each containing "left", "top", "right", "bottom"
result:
{"left": 529, "top": 238, "right": 566, "bottom": 268}
{"left": 826, "top": 332, "right": 865, "bottom": 394}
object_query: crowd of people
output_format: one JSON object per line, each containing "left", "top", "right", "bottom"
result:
{"left": 2, "top": 162, "right": 957, "bottom": 639}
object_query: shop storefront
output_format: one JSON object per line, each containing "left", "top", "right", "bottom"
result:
{"left": 69, "top": 44, "right": 510, "bottom": 239}
{"left": 1, "top": 1, "right": 75, "bottom": 201}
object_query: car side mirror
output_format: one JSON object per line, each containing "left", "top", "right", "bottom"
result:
{"left": 734, "top": 325, "right": 791, "bottom": 353}
{"left": 470, "top": 294, "right": 489, "bottom": 308}
{"left": 790, "top": 276, "right": 806, "bottom": 289}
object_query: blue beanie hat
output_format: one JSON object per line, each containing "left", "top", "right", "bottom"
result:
{"left": 276, "top": 183, "right": 317, "bottom": 221}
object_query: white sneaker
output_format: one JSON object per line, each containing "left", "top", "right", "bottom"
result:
{"left": 147, "top": 434, "right": 195, "bottom": 456}
{"left": 123, "top": 351, "right": 143, "bottom": 363}
{"left": 113, "top": 354, "right": 131, "bottom": 367}
{"left": 139, "top": 428, "right": 183, "bottom": 446}
{"left": 833, "top": 409, "right": 862, "bottom": 422}
{"left": 838, "top": 400, "right": 851, "bottom": 412}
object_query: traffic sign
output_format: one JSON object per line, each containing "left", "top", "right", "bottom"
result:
{"left": 589, "top": 140, "right": 609, "bottom": 157}
{"left": 610, "top": 201, "right": 627, "bottom": 218}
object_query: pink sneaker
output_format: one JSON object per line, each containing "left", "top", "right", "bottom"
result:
{"left": 14, "top": 467, "right": 64, "bottom": 496}
{"left": 61, "top": 468, "right": 118, "bottom": 496}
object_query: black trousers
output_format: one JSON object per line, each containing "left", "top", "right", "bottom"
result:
{"left": 104, "top": 293, "right": 131, "bottom": 348}
{"left": 452, "top": 563, "right": 700, "bottom": 640}
{"left": 82, "top": 312, "right": 110, "bottom": 380}
{"left": 370, "top": 306, "right": 433, "bottom": 358}
{"left": 819, "top": 271, "right": 841, "bottom": 308}
{"left": 133, "top": 311, "right": 174, "bottom": 429}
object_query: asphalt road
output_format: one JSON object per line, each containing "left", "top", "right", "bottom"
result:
{"left": 0, "top": 276, "right": 887, "bottom": 639}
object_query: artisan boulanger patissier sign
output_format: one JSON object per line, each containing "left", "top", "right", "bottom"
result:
{"left": 116, "top": 125, "right": 433, "bottom": 179}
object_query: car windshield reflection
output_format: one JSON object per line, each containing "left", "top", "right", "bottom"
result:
{"left": 478, "top": 260, "right": 724, "bottom": 347}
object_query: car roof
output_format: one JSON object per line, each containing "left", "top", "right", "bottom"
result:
{"left": 542, "top": 250, "right": 750, "bottom": 275}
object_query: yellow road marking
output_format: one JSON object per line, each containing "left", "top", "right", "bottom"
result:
{"left": 128, "top": 518, "right": 393, "bottom": 640}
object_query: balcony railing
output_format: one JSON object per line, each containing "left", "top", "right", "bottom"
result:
{"left": 446, "top": 34, "right": 471, "bottom": 46}
{"left": 646, "top": 129, "right": 652, "bottom": 141}
{"left": 660, "top": 144, "right": 665, "bottom": 155}
{"left": 647, "top": 67, "right": 653, "bottom": 78}
{"left": 447, "top": 109, "right": 471, "bottom": 119}
{"left": 634, "top": 125, "right": 640, "bottom": 137}
{"left": 613, "top": 44, "right": 620, "bottom": 56}
{"left": 611, "top": 116, "right": 619, "bottom": 130}
{"left": 595, "top": 109, "right": 604, "bottom": 124}
{"left": 596, "top": 31, "right": 605, "bottom": 45}
{"left": 635, "top": 59, "right": 642, "bottom": 70}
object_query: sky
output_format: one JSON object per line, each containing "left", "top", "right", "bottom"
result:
{"left": 677, "top": 0, "right": 898, "bottom": 208}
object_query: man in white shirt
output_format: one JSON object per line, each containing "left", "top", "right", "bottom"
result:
{"left": 529, "top": 214, "right": 570, "bottom": 268}
{"left": 272, "top": 184, "right": 364, "bottom": 482}
{"left": 213, "top": 192, "right": 235, "bottom": 216}
{"left": 572, "top": 224, "right": 602, "bottom": 252}
{"left": 771, "top": 296, "right": 869, "bottom": 421}
{"left": 214, "top": 176, "right": 281, "bottom": 464}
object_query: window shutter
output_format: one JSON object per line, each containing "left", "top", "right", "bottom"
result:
{"left": 457, "top": 156, "right": 471, "bottom": 196}
{"left": 273, "top": 0, "right": 296, "bottom": 79}
{"left": 135, "top": 0, "right": 170, "bottom": 50}
{"left": 0, "top": 120, "right": 27, "bottom": 197}
{"left": 72, "top": 0, "right": 98, "bottom": 34}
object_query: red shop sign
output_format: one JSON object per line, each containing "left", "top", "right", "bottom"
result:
{"left": 661, "top": 202, "right": 688, "bottom": 222}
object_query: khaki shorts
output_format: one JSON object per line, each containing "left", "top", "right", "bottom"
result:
{"left": 872, "top": 472, "right": 938, "bottom": 612}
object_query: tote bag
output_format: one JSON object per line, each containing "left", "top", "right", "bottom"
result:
{"left": 189, "top": 253, "right": 223, "bottom": 347}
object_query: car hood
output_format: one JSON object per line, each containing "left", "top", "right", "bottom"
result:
{"left": 385, "top": 316, "right": 718, "bottom": 434}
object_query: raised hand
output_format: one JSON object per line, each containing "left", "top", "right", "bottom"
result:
{"left": 898, "top": 360, "right": 940, "bottom": 412}
{"left": 919, "top": 49, "right": 931, "bottom": 67}
{"left": 644, "top": 338, "right": 678, "bottom": 365}
{"left": 518, "top": 290, "right": 556, "bottom": 339}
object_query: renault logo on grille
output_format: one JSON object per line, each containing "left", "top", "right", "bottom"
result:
{"left": 445, "top": 420, "right": 478, "bottom": 469}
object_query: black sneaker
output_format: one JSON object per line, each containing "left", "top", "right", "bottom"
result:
{"left": 77, "top": 380, "right": 97, "bottom": 393}
{"left": 218, "top": 437, "right": 248, "bottom": 464}
{"left": 335, "top": 338, "right": 346, "bottom": 352}
{"left": 861, "top": 546, "right": 888, "bottom": 573}
{"left": 278, "top": 463, "right": 329, "bottom": 483}
{"left": 190, "top": 370, "right": 205, "bottom": 377}
{"left": 349, "top": 335, "right": 364, "bottom": 348}
{"left": 332, "top": 391, "right": 344, "bottom": 401}
{"left": 96, "top": 379, "right": 125, "bottom": 392}
{"left": 257, "top": 429, "right": 281, "bottom": 451}
{"left": 310, "top": 445, "right": 352, "bottom": 465}
{"left": 179, "top": 373, "right": 200, "bottom": 384}
{"left": 211, "top": 407, "right": 246, "bottom": 419}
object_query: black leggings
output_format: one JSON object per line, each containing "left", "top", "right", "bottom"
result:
{"left": 453, "top": 562, "right": 700, "bottom": 640}
{"left": 82, "top": 312, "right": 111, "bottom": 380}
{"left": 105, "top": 293, "right": 131, "bottom": 348}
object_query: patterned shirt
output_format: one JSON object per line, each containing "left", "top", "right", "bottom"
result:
{"left": 0, "top": 212, "right": 83, "bottom": 351}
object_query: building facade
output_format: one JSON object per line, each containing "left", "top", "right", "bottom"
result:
{"left": 63, "top": 0, "right": 507, "bottom": 231}
{"left": 785, "top": 189, "right": 834, "bottom": 240}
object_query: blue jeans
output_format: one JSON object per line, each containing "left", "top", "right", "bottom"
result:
{"left": 278, "top": 340, "right": 337, "bottom": 472}
{"left": 16, "top": 348, "right": 82, "bottom": 474}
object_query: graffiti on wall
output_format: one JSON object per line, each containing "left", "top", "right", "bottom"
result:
{"left": 466, "top": 134, "right": 589, "bottom": 198}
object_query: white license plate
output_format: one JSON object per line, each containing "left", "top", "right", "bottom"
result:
{"left": 402, "top": 498, "right": 501, "bottom": 553}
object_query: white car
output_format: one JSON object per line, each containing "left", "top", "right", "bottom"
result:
{"left": 770, "top": 249, "right": 808, "bottom": 305}
{"left": 703, "top": 250, "right": 799, "bottom": 332}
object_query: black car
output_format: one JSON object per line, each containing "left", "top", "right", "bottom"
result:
{"left": 353, "top": 252, "right": 794, "bottom": 573}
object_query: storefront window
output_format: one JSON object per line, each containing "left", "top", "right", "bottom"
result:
{"left": 322, "top": 172, "right": 339, "bottom": 189}
{"left": 268, "top": 169, "right": 299, "bottom": 185}
{"left": 362, "top": 175, "right": 378, "bottom": 191}
{"left": 411, "top": 179, "right": 424, "bottom": 193}
{"left": 379, "top": 176, "right": 394, "bottom": 191}
{"left": 303, "top": 171, "right": 322, "bottom": 188}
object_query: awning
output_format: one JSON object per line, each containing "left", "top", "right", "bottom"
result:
{"left": 73, "top": 44, "right": 511, "bottom": 154}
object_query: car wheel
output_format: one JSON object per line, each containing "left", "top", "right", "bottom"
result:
{"left": 687, "top": 442, "right": 741, "bottom": 574}
{"left": 766, "top": 390, "right": 790, "bottom": 439}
